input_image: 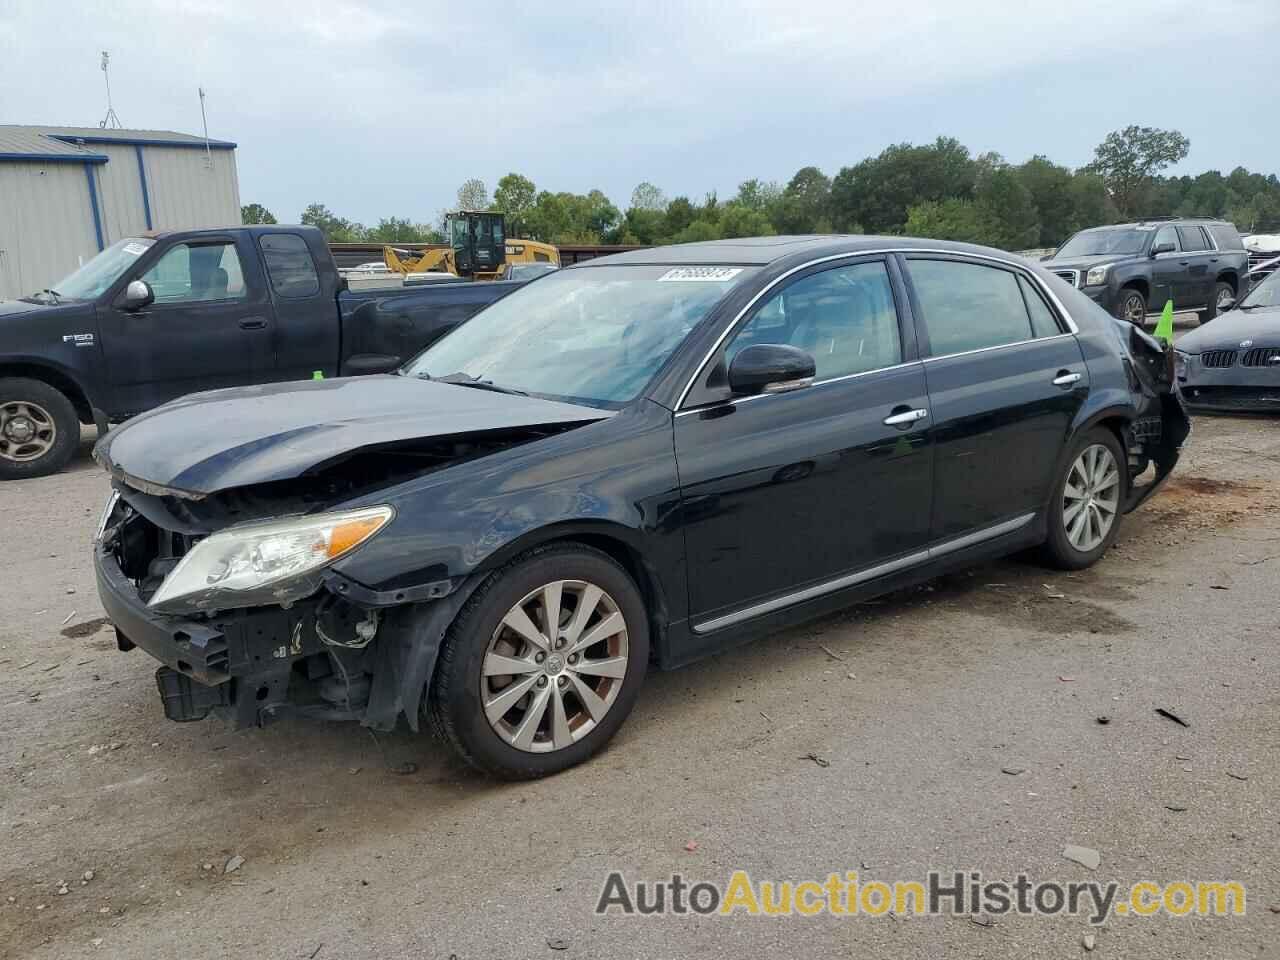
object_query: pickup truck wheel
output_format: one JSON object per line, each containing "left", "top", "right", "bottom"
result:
{"left": 1117, "top": 288, "right": 1147, "bottom": 326}
{"left": 1041, "top": 428, "right": 1127, "bottom": 571}
{"left": 428, "top": 543, "right": 649, "bottom": 779}
{"left": 0, "top": 378, "right": 79, "bottom": 480}
{"left": 1198, "top": 281, "right": 1234, "bottom": 325}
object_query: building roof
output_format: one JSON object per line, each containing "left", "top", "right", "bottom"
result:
{"left": 0, "top": 125, "right": 236, "bottom": 163}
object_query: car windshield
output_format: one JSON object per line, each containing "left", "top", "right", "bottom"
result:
{"left": 46, "top": 238, "right": 155, "bottom": 300}
{"left": 1238, "top": 269, "right": 1280, "bottom": 309}
{"left": 1056, "top": 228, "right": 1149, "bottom": 258}
{"left": 404, "top": 264, "right": 759, "bottom": 406}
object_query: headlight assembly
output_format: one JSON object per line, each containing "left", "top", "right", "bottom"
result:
{"left": 148, "top": 505, "right": 393, "bottom": 614}
{"left": 1085, "top": 264, "right": 1111, "bottom": 286}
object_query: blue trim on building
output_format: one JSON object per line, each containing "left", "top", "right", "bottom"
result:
{"left": 84, "top": 165, "right": 105, "bottom": 251}
{"left": 0, "top": 152, "right": 109, "bottom": 164}
{"left": 134, "top": 145, "right": 153, "bottom": 230}
{"left": 49, "top": 134, "right": 236, "bottom": 150}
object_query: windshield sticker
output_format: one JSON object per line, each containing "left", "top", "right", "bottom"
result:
{"left": 658, "top": 267, "right": 744, "bottom": 283}
{"left": 123, "top": 242, "right": 149, "bottom": 256}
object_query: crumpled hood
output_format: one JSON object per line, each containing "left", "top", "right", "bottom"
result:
{"left": 94, "top": 375, "right": 612, "bottom": 496}
{"left": 1175, "top": 306, "right": 1280, "bottom": 354}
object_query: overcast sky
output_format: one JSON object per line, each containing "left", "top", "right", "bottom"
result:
{"left": 2, "top": 0, "right": 1276, "bottom": 226}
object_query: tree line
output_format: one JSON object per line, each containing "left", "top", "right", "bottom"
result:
{"left": 242, "top": 126, "right": 1280, "bottom": 252}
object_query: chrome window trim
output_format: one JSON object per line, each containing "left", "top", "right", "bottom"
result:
{"left": 674, "top": 247, "right": 1079, "bottom": 411}
{"left": 921, "top": 331, "right": 1076, "bottom": 364}
{"left": 691, "top": 512, "right": 1035, "bottom": 633}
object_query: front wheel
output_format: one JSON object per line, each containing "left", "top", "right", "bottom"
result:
{"left": 0, "top": 378, "right": 79, "bottom": 480}
{"left": 429, "top": 543, "right": 650, "bottom": 779}
{"left": 1116, "top": 287, "right": 1147, "bottom": 326}
{"left": 1042, "top": 429, "right": 1127, "bottom": 570}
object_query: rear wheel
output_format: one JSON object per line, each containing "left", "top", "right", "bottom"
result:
{"left": 1116, "top": 287, "right": 1147, "bottom": 326}
{"left": 1198, "top": 281, "right": 1234, "bottom": 325}
{"left": 429, "top": 543, "right": 649, "bottom": 779}
{"left": 1042, "top": 428, "right": 1127, "bottom": 570}
{"left": 0, "top": 378, "right": 79, "bottom": 480}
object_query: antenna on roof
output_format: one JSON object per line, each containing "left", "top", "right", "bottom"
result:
{"left": 99, "top": 51, "right": 122, "bottom": 129}
{"left": 197, "top": 87, "right": 212, "bottom": 169}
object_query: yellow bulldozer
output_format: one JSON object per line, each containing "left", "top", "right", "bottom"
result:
{"left": 383, "top": 211, "right": 559, "bottom": 280}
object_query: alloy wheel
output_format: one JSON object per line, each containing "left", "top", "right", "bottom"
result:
{"left": 1122, "top": 293, "right": 1146, "bottom": 326}
{"left": 0, "top": 400, "right": 57, "bottom": 463}
{"left": 480, "top": 579, "right": 630, "bottom": 753}
{"left": 1062, "top": 444, "right": 1120, "bottom": 552}
{"left": 1216, "top": 286, "right": 1234, "bottom": 309}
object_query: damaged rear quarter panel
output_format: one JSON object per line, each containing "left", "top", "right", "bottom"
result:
{"left": 329, "top": 399, "right": 687, "bottom": 622}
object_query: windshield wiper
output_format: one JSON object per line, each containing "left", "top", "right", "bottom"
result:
{"left": 434, "top": 372, "right": 529, "bottom": 397}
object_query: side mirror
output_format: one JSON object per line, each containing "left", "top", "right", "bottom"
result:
{"left": 122, "top": 279, "right": 154, "bottom": 311}
{"left": 1150, "top": 242, "right": 1176, "bottom": 257}
{"left": 728, "top": 344, "right": 815, "bottom": 396}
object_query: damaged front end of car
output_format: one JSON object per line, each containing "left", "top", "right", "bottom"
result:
{"left": 92, "top": 376, "right": 613, "bottom": 732}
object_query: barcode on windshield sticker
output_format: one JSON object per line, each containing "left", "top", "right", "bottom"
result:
{"left": 658, "top": 267, "right": 744, "bottom": 282}
{"left": 123, "top": 242, "right": 149, "bottom": 256}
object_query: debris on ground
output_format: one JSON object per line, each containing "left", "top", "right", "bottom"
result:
{"left": 1000, "top": 767, "right": 1025, "bottom": 776}
{"left": 223, "top": 855, "right": 245, "bottom": 875}
{"left": 684, "top": 841, "right": 699, "bottom": 852}
{"left": 801, "top": 752, "right": 830, "bottom": 768}
{"left": 1058, "top": 676, "right": 1075, "bottom": 682}
{"left": 1226, "top": 771, "right": 1249, "bottom": 781}
{"left": 1209, "top": 584, "right": 1229, "bottom": 590}
{"left": 1083, "top": 932, "right": 1097, "bottom": 951}
{"left": 55, "top": 881, "right": 69, "bottom": 896}
{"left": 1155, "top": 708, "right": 1190, "bottom": 727}
{"left": 968, "top": 916, "right": 995, "bottom": 928}
{"left": 1165, "top": 805, "right": 1188, "bottom": 812}
{"left": 1095, "top": 716, "right": 1110, "bottom": 725}
{"left": 1062, "top": 845, "right": 1101, "bottom": 870}
{"left": 82, "top": 870, "right": 94, "bottom": 883}
{"left": 60, "top": 611, "right": 75, "bottom": 625}
{"left": 547, "top": 938, "right": 570, "bottom": 950}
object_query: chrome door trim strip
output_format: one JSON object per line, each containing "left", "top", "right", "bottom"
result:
{"left": 673, "top": 359, "right": 925, "bottom": 418}
{"left": 690, "top": 512, "right": 1035, "bottom": 634}
{"left": 674, "top": 248, "right": 1078, "bottom": 411}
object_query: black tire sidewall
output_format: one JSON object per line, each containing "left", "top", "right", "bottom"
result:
{"left": 430, "top": 544, "right": 650, "bottom": 778}
{"left": 1199, "top": 281, "right": 1233, "bottom": 325}
{"left": 1043, "top": 428, "right": 1127, "bottom": 571}
{"left": 0, "top": 378, "right": 79, "bottom": 480}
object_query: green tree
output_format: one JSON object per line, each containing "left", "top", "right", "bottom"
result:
{"left": 717, "top": 203, "right": 776, "bottom": 239}
{"left": 492, "top": 173, "right": 537, "bottom": 235}
{"left": 630, "top": 181, "right": 667, "bottom": 212}
{"left": 1015, "top": 157, "right": 1078, "bottom": 247}
{"left": 773, "top": 166, "right": 832, "bottom": 234}
{"left": 1066, "top": 172, "right": 1117, "bottom": 234}
{"left": 904, "top": 199, "right": 989, "bottom": 244}
{"left": 663, "top": 197, "right": 697, "bottom": 238}
{"left": 830, "top": 137, "right": 976, "bottom": 233}
{"left": 364, "top": 218, "right": 441, "bottom": 243}
{"left": 973, "top": 164, "right": 1040, "bottom": 250}
{"left": 300, "top": 203, "right": 366, "bottom": 242}
{"left": 1087, "top": 125, "right": 1190, "bottom": 218}
{"left": 456, "top": 178, "right": 490, "bottom": 211}
{"left": 241, "top": 202, "right": 276, "bottom": 225}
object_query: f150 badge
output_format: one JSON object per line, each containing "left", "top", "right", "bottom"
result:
{"left": 62, "top": 333, "right": 95, "bottom": 347}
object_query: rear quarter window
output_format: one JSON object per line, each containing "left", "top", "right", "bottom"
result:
{"left": 1207, "top": 224, "right": 1244, "bottom": 250}
{"left": 259, "top": 234, "right": 321, "bottom": 298}
{"left": 908, "top": 259, "right": 1034, "bottom": 355}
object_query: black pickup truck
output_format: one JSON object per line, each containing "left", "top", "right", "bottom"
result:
{"left": 0, "top": 225, "right": 524, "bottom": 479}
{"left": 1042, "top": 218, "right": 1249, "bottom": 327}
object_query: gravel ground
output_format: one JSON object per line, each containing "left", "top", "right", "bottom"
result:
{"left": 2, "top": 413, "right": 1278, "bottom": 960}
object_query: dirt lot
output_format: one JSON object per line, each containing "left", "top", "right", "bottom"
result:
{"left": 2, "top": 414, "right": 1279, "bottom": 960}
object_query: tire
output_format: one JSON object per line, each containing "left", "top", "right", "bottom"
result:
{"left": 1198, "top": 281, "right": 1234, "bottom": 325}
{"left": 428, "top": 542, "right": 650, "bottom": 779}
{"left": 0, "top": 378, "right": 79, "bottom": 480}
{"left": 1041, "top": 428, "right": 1127, "bottom": 571}
{"left": 1115, "top": 287, "right": 1147, "bottom": 326}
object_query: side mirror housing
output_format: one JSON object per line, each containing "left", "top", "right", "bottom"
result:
{"left": 728, "top": 344, "right": 816, "bottom": 396}
{"left": 122, "top": 279, "right": 154, "bottom": 311}
{"left": 1150, "top": 242, "right": 1176, "bottom": 257}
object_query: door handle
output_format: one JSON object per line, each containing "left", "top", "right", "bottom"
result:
{"left": 1053, "top": 371, "right": 1082, "bottom": 387}
{"left": 238, "top": 317, "right": 268, "bottom": 330}
{"left": 883, "top": 407, "right": 928, "bottom": 427}
{"left": 1178, "top": 260, "right": 1189, "bottom": 266}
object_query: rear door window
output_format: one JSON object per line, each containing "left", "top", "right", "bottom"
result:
{"left": 1177, "top": 226, "right": 1209, "bottom": 252}
{"left": 907, "top": 259, "right": 1035, "bottom": 355}
{"left": 259, "top": 234, "right": 320, "bottom": 298}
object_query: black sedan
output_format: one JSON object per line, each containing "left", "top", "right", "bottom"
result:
{"left": 93, "top": 237, "right": 1190, "bottom": 778}
{"left": 1176, "top": 269, "right": 1280, "bottom": 411}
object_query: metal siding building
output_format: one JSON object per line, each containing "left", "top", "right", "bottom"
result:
{"left": 0, "top": 126, "right": 240, "bottom": 300}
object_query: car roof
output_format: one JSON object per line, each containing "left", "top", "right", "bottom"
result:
{"left": 581, "top": 235, "right": 1031, "bottom": 267}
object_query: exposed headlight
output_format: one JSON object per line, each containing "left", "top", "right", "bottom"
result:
{"left": 1174, "top": 350, "right": 1190, "bottom": 376}
{"left": 148, "top": 506, "right": 393, "bottom": 614}
{"left": 95, "top": 491, "right": 121, "bottom": 542}
{"left": 1085, "top": 264, "right": 1111, "bottom": 286}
